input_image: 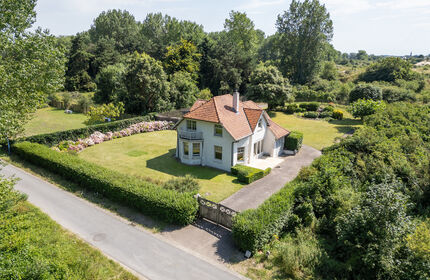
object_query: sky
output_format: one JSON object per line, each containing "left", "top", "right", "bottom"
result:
{"left": 33, "top": 0, "right": 430, "bottom": 56}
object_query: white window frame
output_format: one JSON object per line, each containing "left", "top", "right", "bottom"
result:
{"left": 214, "top": 124, "right": 223, "bottom": 137}
{"left": 187, "top": 120, "right": 196, "bottom": 131}
{"left": 192, "top": 142, "right": 200, "bottom": 157}
{"left": 237, "top": 147, "right": 245, "bottom": 162}
{"left": 214, "top": 145, "right": 222, "bottom": 160}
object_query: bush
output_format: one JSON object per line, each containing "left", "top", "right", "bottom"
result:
{"left": 284, "top": 131, "right": 304, "bottom": 151}
{"left": 299, "top": 102, "right": 320, "bottom": 111}
{"left": 381, "top": 86, "right": 416, "bottom": 103}
{"left": 349, "top": 99, "right": 386, "bottom": 119}
{"left": 86, "top": 102, "right": 125, "bottom": 124}
{"left": 163, "top": 175, "right": 200, "bottom": 194}
{"left": 332, "top": 110, "right": 344, "bottom": 120}
{"left": 19, "top": 115, "right": 155, "bottom": 146}
{"left": 285, "top": 103, "right": 299, "bottom": 114}
{"left": 349, "top": 84, "right": 382, "bottom": 103}
{"left": 319, "top": 111, "right": 333, "bottom": 118}
{"left": 13, "top": 142, "right": 198, "bottom": 225}
{"left": 232, "top": 181, "right": 297, "bottom": 252}
{"left": 231, "top": 165, "right": 269, "bottom": 184}
{"left": 322, "top": 105, "right": 334, "bottom": 112}
{"left": 303, "top": 111, "right": 318, "bottom": 118}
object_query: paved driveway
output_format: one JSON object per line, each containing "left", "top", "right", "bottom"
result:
{"left": 0, "top": 163, "right": 245, "bottom": 280}
{"left": 221, "top": 145, "right": 321, "bottom": 211}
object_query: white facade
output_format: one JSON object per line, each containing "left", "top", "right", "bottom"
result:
{"left": 176, "top": 114, "right": 286, "bottom": 172}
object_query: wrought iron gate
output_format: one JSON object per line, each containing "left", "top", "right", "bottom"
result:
{"left": 197, "top": 196, "right": 238, "bottom": 229}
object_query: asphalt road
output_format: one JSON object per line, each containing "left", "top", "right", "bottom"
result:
{"left": 0, "top": 163, "right": 245, "bottom": 280}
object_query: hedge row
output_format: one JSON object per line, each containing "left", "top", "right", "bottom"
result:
{"left": 231, "top": 165, "right": 271, "bottom": 184}
{"left": 284, "top": 131, "right": 304, "bottom": 151}
{"left": 19, "top": 114, "right": 155, "bottom": 146}
{"left": 13, "top": 142, "right": 198, "bottom": 225}
{"left": 232, "top": 181, "right": 297, "bottom": 252}
{"left": 299, "top": 102, "right": 320, "bottom": 111}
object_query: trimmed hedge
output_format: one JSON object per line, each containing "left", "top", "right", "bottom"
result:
{"left": 299, "top": 102, "right": 320, "bottom": 111}
{"left": 284, "top": 131, "right": 304, "bottom": 151}
{"left": 13, "top": 142, "right": 198, "bottom": 225}
{"left": 231, "top": 165, "right": 271, "bottom": 184}
{"left": 232, "top": 181, "right": 297, "bottom": 252}
{"left": 303, "top": 111, "right": 318, "bottom": 118}
{"left": 19, "top": 115, "right": 155, "bottom": 146}
{"left": 284, "top": 104, "right": 298, "bottom": 114}
{"left": 319, "top": 111, "right": 333, "bottom": 118}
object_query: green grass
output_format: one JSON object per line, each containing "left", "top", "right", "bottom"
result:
{"left": 0, "top": 198, "right": 137, "bottom": 279}
{"left": 79, "top": 130, "right": 243, "bottom": 202}
{"left": 270, "top": 111, "right": 362, "bottom": 150}
{"left": 22, "top": 107, "right": 87, "bottom": 137}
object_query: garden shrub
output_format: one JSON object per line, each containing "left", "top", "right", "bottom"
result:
{"left": 19, "top": 115, "right": 155, "bottom": 146}
{"left": 332, "top": 110, "right": 344, "bottom": 120}
{"left": 232, "top": 181, "right": 297, "bottom": 252}
{"left": 319, "top": 111, "right": 333, "bottom": 118}
{"left": 303, "top": 111, "right": 318, "bottom": 119}
{"left": 264, "top": 168, "right": 272, "bottom": 176}
{"left": 349, "top": 84, "right": 382, "bottom": 103}
{"left": 322, "top": 105, "right": 334, "bottom": 112}
{"left": 285, "top": 104, "right": 298, "bottom": 114}
{"left": 231, "top": 165, "right": 268, "bottom": 184}
{"left": 163, "top": 175, "right": 200, "bottom": 194}
{"left": 13, "top": 142, "right": 198, "bottom": 225}
{"left": 299, "top": 102, "right": 320, "bottom": 111}
{"left": 284, "top": 131, "right": 304, "bottom": 151}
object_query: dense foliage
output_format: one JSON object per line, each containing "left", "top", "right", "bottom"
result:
{"left": 0, "top": 0, "right": 66, "bottom": 141}
{"left": 0, "top": 175, "right": 137, "bottom": 279}
{"left": 233, "top": 103, "right": 430, "bottom": 278}
{"left": 13, "top": 142, "right": 199, "bottom": 225}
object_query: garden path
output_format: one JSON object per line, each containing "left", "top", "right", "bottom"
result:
{"left": 221, "top": 145, "right": 322, "bottom": 211}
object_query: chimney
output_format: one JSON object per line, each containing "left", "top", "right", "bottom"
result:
{"left": 233, "top": 90, "right": 239, "bottom": 114}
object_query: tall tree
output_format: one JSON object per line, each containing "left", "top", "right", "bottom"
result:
{"left": 246, "top": 63, "right": 292, "bottom": 109}
{"left": 89, "top": 9, "right": 140, "bottom": 54}
{"left": 122, "top": 52, "right": 171, "bottom": 114}
{"left": 276, "top": 0, "right": 333, "bottom": 84}
{"left": 164, "top": 39, "right": 201, "bottom": 80}
{"left": 0, "top": 0, "right": 66, "bottom": 142}
{"left": 64, "top": 32, "right": 95, "bottom": 92}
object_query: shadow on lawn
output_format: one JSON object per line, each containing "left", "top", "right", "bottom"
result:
{"left": 146, "top": 148, "right": 230, "bottom": 180}
{"left": 329, "top": 118, "right": 362, "bottom": 135}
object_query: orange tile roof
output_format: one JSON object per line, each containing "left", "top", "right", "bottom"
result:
{"left": 264, "top": 112, "right": 290, "bottom": 139}
{"left": 184, "top": 94, "right": 289, "bottom": 140}
{"left": 189, "top": 99, "right": 208, "bottom": 111}
{"left": 244, "top": 108, "right": 263, "bottom": 131}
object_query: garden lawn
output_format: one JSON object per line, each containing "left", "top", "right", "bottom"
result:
{"left": 78, "top": 130, "right": 243, "bottom": 202}
{"left": 22, "top": 107, "right": 87, "bottom": 137}
{"left": 270, "top": 111, "right": 362, "bottom": 150}
{"left": 0, "top": 200, "right": 136, "bottom": 279}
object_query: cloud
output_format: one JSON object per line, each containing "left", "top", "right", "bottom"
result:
{"left": 321, "top": 0, "right": 373, "bottom": 15}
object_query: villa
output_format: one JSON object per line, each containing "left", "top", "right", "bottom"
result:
{"left": 175, "top": 92, "right": 290, "bottom": 171}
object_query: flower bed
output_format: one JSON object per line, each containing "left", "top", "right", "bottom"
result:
{"left": 56, "top": 121, "right": 173, "bottom": 152}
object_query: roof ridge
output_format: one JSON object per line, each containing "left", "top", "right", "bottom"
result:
{"left": 212, "top": 96, "right": 220, "bottom": 123}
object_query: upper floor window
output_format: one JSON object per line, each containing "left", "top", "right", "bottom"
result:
{"left": 258, "top": 119, "right": 263, "bottom": 129}
{"left": 214, "top": 124, "right": 223, "bottom": 137}
{"left": 214, "top": 145, "right": 222, "bottom": 160}
{"left": 187, "top": 120, "right": 196, "bottom": 131}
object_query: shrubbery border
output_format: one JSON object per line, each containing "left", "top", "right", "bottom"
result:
{"left": 13, "top": 142, "right": 198, "bottom": 225}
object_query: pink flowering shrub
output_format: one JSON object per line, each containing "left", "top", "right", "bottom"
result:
{"left": 55, "top": 121, "right": 173, "bottom": 152}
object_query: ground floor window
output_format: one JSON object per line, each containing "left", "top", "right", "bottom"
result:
{"left": 214, "top": 145, "right": 222, "bottom": 160}
{"left": 183, "top": 141, "right": 189, "bottom": 156}
{"left": 237, "top": 147, "right": 245, "bottom": 161}
{"left": 254, "top": 140, "right": 263, "bottom": 155}
{"left": 192, "top": 143, "right": 200, "bottom": 157}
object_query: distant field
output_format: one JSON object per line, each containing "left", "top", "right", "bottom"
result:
{"left": 22, "top": 107, "right": 87, "bottom": 137}
{"left": 270, "top": 111, "right": 362, "bottom": 150}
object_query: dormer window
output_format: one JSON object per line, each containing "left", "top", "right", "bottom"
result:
{"left": 187, "top": 120, "right": 196, "bottom": 131}
{"left": 214, "top": 124, "right": 223, "bottom": 137}
{"left": 258, "top": 119, "right": 263, "bottom": 129}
